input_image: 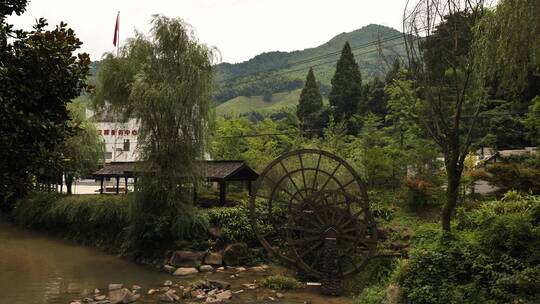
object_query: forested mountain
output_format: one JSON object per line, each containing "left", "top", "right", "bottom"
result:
{"left": 214, "top": 24, "right": 407, "bottom": 107}
{"left": 89, "top": 24, "right": 407, "bottom": 116}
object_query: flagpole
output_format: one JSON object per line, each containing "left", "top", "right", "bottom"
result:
{"left": 117, "top": 11, "right": 120, "bottom": 57}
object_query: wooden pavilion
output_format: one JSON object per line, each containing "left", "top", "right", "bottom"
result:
{"left": 92, "top": 160, "right": 258, "bottom": 205}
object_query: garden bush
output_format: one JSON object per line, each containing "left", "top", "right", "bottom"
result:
{"left": 399, "top": 192, "right": 540, "bottom": 304}
{"left": 486, "top": 161, "right": 540, "bottom": 194}
{"left": 205, "top": 199, "right": 281, "bottom": 245}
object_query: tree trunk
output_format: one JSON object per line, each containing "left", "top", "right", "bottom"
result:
{"left": 65, "top": 174, "right": 74, "bottom": 195}
{"left": 442, "top": 146, "right": 463, "bottom": 232}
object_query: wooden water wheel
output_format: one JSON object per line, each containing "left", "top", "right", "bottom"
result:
{"left": 249, "top": 149, "right": 377, "bottom": 294}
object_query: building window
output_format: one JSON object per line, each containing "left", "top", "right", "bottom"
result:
{"left": 123, "top": 139, "right": 130, "bottom": 151}
{"left": 105, "top": 151, "right": 112, "bottom": 159}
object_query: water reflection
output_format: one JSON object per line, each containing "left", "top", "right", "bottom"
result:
{"left": 0, "top": 220, "right": 169, "bottom": 304}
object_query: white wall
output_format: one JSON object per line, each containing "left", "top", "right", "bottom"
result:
{"left": 95, "top": 119, "right": 140, "bottom": 162}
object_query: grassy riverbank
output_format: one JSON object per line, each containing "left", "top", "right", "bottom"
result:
{"left": 10, "top": 193, "right": 132, "bottom": 252}
{"left": 9, "top": 193, "right": 210, "bottom": 258}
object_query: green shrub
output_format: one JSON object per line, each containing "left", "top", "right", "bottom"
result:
{"left": 205, "top": 199, "right": 278, "bottom": 245}
{"left": 486, "top": 162, "right": 540, "bottom": 194}
{"left": 261, "top": 274, "right": 299, "bottom": 290}
{"left": 400, "top": 193, "right": 540, "bottom": 304}
{"left": 368, "top": 191, "right": 397, "bottom": 221}
{"left": 12, "top": 193, "right": 130, "bottom": 251}
{"left": 352, "top": 258, "right": 407, "bottom": 304}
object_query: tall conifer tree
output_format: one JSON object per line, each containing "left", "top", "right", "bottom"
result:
{"left": 297, "top": 68, "right": 323, "bottom": 132}
{"left": 329, "top": 42, "right": 362, "bottom": 122}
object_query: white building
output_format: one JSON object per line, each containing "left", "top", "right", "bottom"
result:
{"left": 87, "top": 107, "right": 140, "bottom": 163}
{"left": 96, "top": 119, "right": 140, "bottom": 162}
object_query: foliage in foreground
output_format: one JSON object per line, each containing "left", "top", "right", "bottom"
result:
{"left": 399, "top": 192, "right": 540, "bottom": 304}
{"left": 0, "top": 1, "right": 90, "bottom": 208}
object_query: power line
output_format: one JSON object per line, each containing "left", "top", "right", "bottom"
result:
{"left": 215, "top": 25, "right": 434, "bottom": 87}
{"left": 216, "top": 32, "right": 408, "bottom": 84}
{"left": 220, "top": 39, "right": 413, "bottom": 89}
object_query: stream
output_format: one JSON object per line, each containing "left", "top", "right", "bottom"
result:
{"left": 0, "top": 220, "right": 353, "bottom": 304}
{"left": 0, "top": 220, "right": 169, "bottom": 304}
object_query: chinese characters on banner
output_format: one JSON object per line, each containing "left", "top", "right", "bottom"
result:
{"left": 98, "top": 129, "right": 138, "bottom": 136}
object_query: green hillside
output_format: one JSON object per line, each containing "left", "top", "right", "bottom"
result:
{"left": 214, "top": 24, "right": 407, "bottom": 107}
{"left": 216, "top": 89, "right": 330, "bottom": 117}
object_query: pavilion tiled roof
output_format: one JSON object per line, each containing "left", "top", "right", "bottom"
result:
{"left": 93, "top": 160, "right": 258, "bottom": 181}
{"left": 93, "top": 162, "right": 136, "bottom": 177}
{"left": 205, "top": 160, "right": 258, "bottom": 181}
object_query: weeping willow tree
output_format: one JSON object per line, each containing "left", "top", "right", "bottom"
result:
{"left": 473, "top": 0, "right": 540, "bottom": 97}
{"left": 94, "top": 15, "right": 216, "bottom": 255}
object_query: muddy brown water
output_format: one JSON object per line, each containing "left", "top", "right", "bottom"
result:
{"left": 0, "top": 220, "right": 353, "bottom": 304}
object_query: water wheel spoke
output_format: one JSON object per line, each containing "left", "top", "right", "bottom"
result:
{"left": 339, "top": 178, "right": 356, "bottom": 191}
{"left": 340, "top": 234, "right": 360, "bottom": 241}
{"left": 289, "top": 225, "right": 320, "bottom": 235}
{"left": 319, "top": 163, "right": 342, "bottom": 193}
{"left": 334, "top": 209, "right": 350, "bottom": 228}
{"left": 308, "top": 243, "right": 324, "bottom": 268}
{"left": 358, "top": 238, "right": 378, "bottom": 247}
{"left": 288, "top": 235, "right": 321, "bottom": 245}
{"left": 298, "top": 153, "right": 307, "bottom": 191}
{"left": 338, "top": 218, "right": 355, "bottom": 230}
{"left": 341, "top": 226, "right": 359, "bottom": 234}
{"left": 311, "top": 153, "right": 323, "bottom": 190}
{"left": 264, "top": 175, "right": 301, "bottom": 204}
{"left": 300, "top": 240, "right": 323, "bottom": 258}
{"left": 278, "top": 161, "right": 305, "bottom": 200}
{"left": 302, "top": 217, "right": 323, "bottom": 229}
{"left": 312, "top": 210, "right": 327, "bottom": 227}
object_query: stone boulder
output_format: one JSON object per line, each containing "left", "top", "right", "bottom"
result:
{"left": 173, "top": 267, "right": 199, "bottom": 276}
{"left": 163, "top": 265, "right": 176, "bottom": 273}
{"left": 204, "top": 252, "right": 223, "bottom": 266}
{"left": 108, "top": 283, "right": 123, "bottom": 291}
{"left": 215, "top": 290, "right": 233, "bottom": 301}
{"left": 109, "top": 288, "right": 138, "bottom": 304}
{"left": 199, "top": 265, "right": 214, "bottom": 272}
{"left": 169, "top": 250, "right": 205, "bottom": 267}
{"left": 223, "top": 243, "right": 249, "bottom": 266}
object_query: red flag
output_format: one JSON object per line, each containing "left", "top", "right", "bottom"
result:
{"left": 113, "top": 12, "right": 119, "bottom": 47}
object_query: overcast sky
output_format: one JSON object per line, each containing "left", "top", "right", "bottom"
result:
{"left": 8, "top": 0, "right": 410, "bottom": 64}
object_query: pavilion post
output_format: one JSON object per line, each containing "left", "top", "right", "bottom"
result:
{"left": 248, "top": 181, "right": 252, "bottom": 196}
{"left": 219, "top": 181, "right": 226, "bottom": 206}
{"left": 100, "top": 176, "right": 104, "bottom": 194}
{"left": 125, "top": 177, "right": 128, "bottom": 194}
{"left": 116, "top": 177, "right": 120, "bottom": 194}
{"left": 134, "top": 177, "right": 138, "bottom": 191}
